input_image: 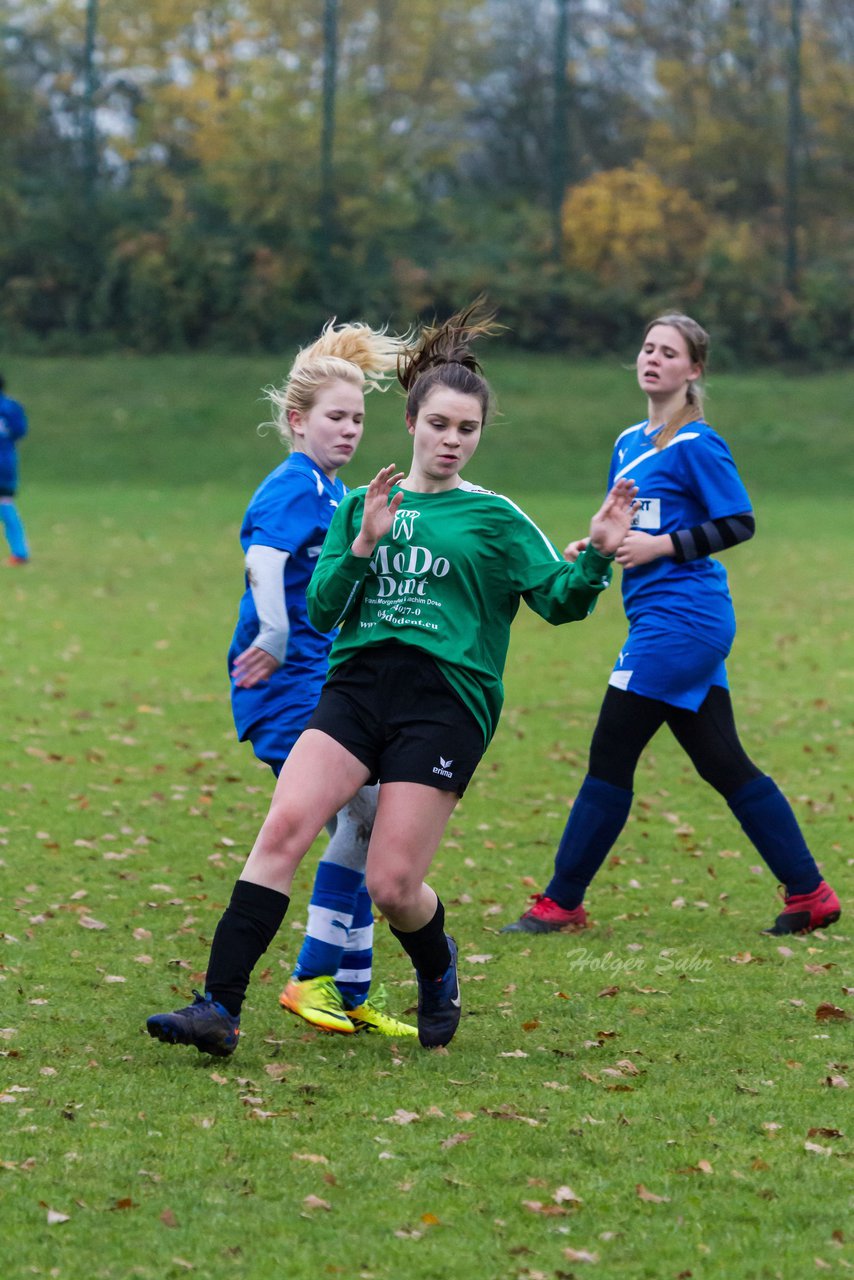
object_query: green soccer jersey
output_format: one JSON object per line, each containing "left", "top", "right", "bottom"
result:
{"left": 306, "top": 480, "right": 614, "bottom": 746}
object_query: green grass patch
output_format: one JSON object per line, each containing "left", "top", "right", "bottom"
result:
{"left": 1, "top": 356, "right": 852, "bottom": 1279}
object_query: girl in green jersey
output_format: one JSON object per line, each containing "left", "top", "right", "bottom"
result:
{"left": 146, "top": 303, "right": 637, "bottom": 1054}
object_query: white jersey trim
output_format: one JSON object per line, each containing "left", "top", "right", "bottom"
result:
{"left": 613, "top": 432, "right": 700, "bottom": 483}
{"left": 456, "top": 482, "right": 561, "bottom": 561}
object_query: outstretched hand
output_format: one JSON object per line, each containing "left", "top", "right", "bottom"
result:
{"left": 587, "top": 478, "right": 638, "bottom": 557}
{"left": 351, "top": 465, "right": 406, "bottom": 558}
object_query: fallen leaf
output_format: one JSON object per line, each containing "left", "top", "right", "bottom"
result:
{"left": 597, "top": 986, "right": 620, "bottom": 998}
{"left": 302, "top": 1194, "right": 331, "bottom": 1211}
{"left": 816, "top": 1003, "right": 851, "bottom": 1022}
{"left": 384, "top": 1109, "right": 419, "bottom": 1125}
{"left": 522, "top": 1200, "right": 568, "bottom": 1217}
{"left": 807, "top": 1127, "right": 843, "bottom": 1139}
{"left": 292, "top": 1153, "right": 329, "bottom": 1164}
{"left": 465, "top": 954, "right": 492, "bottom": 964}
{"left": 563, "top": 1247, "right": 599, "bottom": 1264}
{"left": 440, "top": 1132, "right": 472, "bottom": 1150}
{"left": 79, "top": 917, "right": 107, "bottom": 931}
{"left": 554, "top": 1185, "right": 583, "bottom": 1205}
{"left": 160, "top": 1209, "right": 178, "bottom": 1228}
{"left": 804, "top": 1141, "right": 832, "bottom": 1156}
{"left": 46, "top": 1208, "right": 70, "bottom": 1225}
{"left": 636, "top": 1184, "right": 669, "bottom": 1203}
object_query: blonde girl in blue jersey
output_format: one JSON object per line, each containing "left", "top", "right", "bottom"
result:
{"left": 146, "top": 301, "right": 637, "bottom": 1055}
{"left": 226, "top": 322, "right": 416, "bottom": 1041}
{"left": 503, "top": 313, "right": 841, "bottom": 939}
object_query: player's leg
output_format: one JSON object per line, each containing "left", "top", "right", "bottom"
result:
{"left": 667, "top": 687, "right": 841, "bottom": 935}
{"left": 0, "top": 497, "right": 29, "bottom": 563}
{"left": 280, "top": 784, "right": 415, "bottom": 1035}
{"left": 146, "top": 730, "right": 370, "bottom": 1055}
{"left": 366, "top": 782, "right": 461, "bottom": 1048}
{"left": 502, "top": 687, "right": 664, "bottom": 933}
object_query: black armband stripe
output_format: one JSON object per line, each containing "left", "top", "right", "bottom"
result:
{"left": 670, "top": 513, "right": 755, "bottom": 563}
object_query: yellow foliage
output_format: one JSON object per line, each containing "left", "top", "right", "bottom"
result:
{"left": 561, "top": 164, "right": 710, "bottom": 290}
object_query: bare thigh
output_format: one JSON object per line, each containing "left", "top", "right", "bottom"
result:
{"left": 241, "top": 729, "right": 371, "bottom": 894}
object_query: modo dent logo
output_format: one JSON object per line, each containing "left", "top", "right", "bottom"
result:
{"left": 393, "top": 509, "right": 420, "bottom": 541}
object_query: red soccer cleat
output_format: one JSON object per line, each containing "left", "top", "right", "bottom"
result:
{"left": 501, "top": 894, "right": 588, "bottom": 934}
{"left": 763, "top": 880, "right": 841, "bottom": 936}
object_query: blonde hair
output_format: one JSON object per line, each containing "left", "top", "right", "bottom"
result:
{"left": 642, "top": 312, "right": 710, "bottom": 449}
{"left": 265, "top": 321, "right": 410, "bottom": 449}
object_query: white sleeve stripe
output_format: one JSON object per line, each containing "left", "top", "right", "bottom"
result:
{"left": 478, "top": 492, "right": 562, "bottom": 561}
{"left": 613, "top": 420, "right": 648, "bottom": 445}
{"left": 613, "top": 432, "right": 700, "bottom": 482}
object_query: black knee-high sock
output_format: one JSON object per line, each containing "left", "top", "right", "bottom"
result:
{"left": 389, "top": 899, "right": 450, "bottom": 980}
{"left": 205, "top": 879, "right": 289, "bottom": 1016}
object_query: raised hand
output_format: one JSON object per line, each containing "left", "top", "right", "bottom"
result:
{"left": 588, "top": 478, "right": 638, "bottom": 557}
{"left": 351, "top": 465, "right": 406, "bottom": 558}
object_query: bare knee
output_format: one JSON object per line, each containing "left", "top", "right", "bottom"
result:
{"left": 366, "top": 868, "right": 421, "bottom": 919}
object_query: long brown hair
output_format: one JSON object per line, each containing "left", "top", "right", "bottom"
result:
{"left": 642, "top": 313, "right": 710, "bottom": 449}
{"left": 398, "top": 299, "right": 503, "bottom": 425}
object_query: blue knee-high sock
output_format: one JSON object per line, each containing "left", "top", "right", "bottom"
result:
{"left": 727, "top": 774, "right": 821, "bottom": 895}
{"left": 0, "top": 503, "right": 28, "bottom": 559}
{"left": 291, "top": 861, "right": 363, "bottom": 984}
{"left": 334, "top": 886, "right": 374, "bottom": 1009}
{"left": 545, "top": 775, "right": 634, "bottom": 909}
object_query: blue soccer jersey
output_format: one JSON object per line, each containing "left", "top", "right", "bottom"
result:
{"left": 605, "top": 419, "right": 752, "bottom": 709}
{"left": 0, "top": 394, "right": 28, "bottom": 493}
{"left": 228, "top": 452, "right": 348, "bottom": 753}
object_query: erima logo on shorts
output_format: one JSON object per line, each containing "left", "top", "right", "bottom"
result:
{"left": 432, "top": 756, "right": 454, "bottom": 779}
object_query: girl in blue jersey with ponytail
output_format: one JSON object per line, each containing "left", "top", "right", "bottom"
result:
{"left": 226, "top": 321, "right": 416, "bottom": 1040}
{"left": 504, "top": 313, "right": 841, "bottom": 939}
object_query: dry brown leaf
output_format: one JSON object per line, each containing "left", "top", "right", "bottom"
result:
{"left": 597, "top": 986, "right": 620, "bottom": 998}
{"left": 816, "top": 1003, "right": 851, "bottom": 1022}
{"left": 302, "top": 1194, "right": 331, "bottom": 1211}
{"left": 440, "top": 1133, "right": 472, "bottom": 1150}
{"left": 160, "top": 1209, "right": 178, "bottom": 1228}
{"left": 554, "top": 1185, "right": 583, "bottom": 1205}
{"left": 292, "top": 1152, "right": 329, "bottom": 1164}
{"left": 804, "top": 1141, "right": 832, "bottom": 1156}
{"left": 563, "top": 1247, "right": 599, "bottom": 1264}
{"left": 522, "top": 1200, "right": 568, "bottom": 1216}
{"left": 384, "top": 1109, "right": 419, "bottom": 1125}
{"left": 807, "top": 1127, "right": 843, "bottom": 1139}
{"left": 636, "top": 1184, "right": 669, "bottom": 1203}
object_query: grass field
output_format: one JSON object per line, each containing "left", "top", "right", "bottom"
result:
{"left": 1, "top": 353, "right": 852, "bottom": 1280}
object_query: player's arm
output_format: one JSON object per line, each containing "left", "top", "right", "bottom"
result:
{"left": 306, "top": 492, "right": 374, "bottom": 632}
{"left": 231, "top": 545, "right": 290, "bottom": 688}
{"left": 615, "top": 514, "right": 754, "bottom": 568}
{"left": 669, "top": 513, "right": 755, "bottom": 562}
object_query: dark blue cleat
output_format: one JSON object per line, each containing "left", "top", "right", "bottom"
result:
{"left": 416, "top": 936, "right": 461, "bottom": 1049}
{"left": 146, "top": 990, "right": 240, "bottom": 1058}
